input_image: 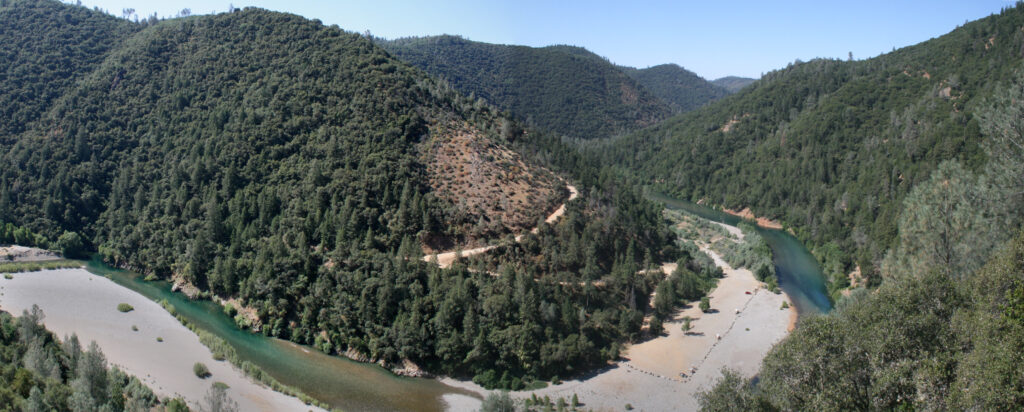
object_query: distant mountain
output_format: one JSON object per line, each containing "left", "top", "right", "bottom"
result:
{"left": 609, "top": 7, "right": 1024, "bottom": 409}
{"left": 620, "top": 64, "right": 730, "bottom": 112}
{"left": 379, "top": 35, "right": 673, "bottom": 140}
{"left": 712, "top": 76, "right": 757, "bottom": 93}
{"left": 605, "top": 3, "right": 1024, "bottom": 282}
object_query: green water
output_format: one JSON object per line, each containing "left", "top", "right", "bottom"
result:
{"left": 648, "top": 193, "right": 833, "bottom": 315}
{"left": 84, "top": 259, "right": 478, "bottom": 412}
{"left": 77, "top": 192, "right": 830, "bottom": 411}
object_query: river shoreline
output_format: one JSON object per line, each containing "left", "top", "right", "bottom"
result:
{"left": 0, "top": 268, "right": 324, "bottom": 412}
{"left": 440, "top": 220, "right": 795, "bottom": 411}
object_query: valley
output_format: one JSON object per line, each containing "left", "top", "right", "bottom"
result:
{"left": 2, "top": 0, "right": 1022, "bottom": 411}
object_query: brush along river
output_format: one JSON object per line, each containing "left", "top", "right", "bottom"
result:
{"left": 41, "top": 193, "right": 828, "bottom": 411}
{"left": 647, "top": 192, "right": 833, "bottom": 315}
{"left": 82, "top": 259, "right": 479, "bottom": 412}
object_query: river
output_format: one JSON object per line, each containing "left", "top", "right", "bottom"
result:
{"left": 79, "top": 194, "right": 830, "bottom": 411}
{"left": 83, "top": 259, "right": 478, "bottom": 412}
{"left": 647, "top": 193, "right": 833, "bottom": 315}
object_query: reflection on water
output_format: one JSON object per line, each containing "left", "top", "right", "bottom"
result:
{"left": 85, "top": 259, "right": 477, "bottom": 412}
{"left": 647, "top": 193, "right": 833, "bottom": 315}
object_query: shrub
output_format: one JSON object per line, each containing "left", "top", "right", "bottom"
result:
{"left": 117, "top": 303, "right": 134, "bottom": 312}
{"left": 157, "top": 337, "right": 164, "bottom": 342}
{"left": 649, "top": 315, "right": 664, "bottom": 336}
{"left": 700, "top": 297, "right": 711, "bottom": 312}
{"left": 781, "top": 301, "right": 790, "bottom": 310}
{"left": 56, "top": 231, "right": 86, "bottom": 259}
{"left": 193, "top": 362, "right": 211, "bottom": 378}
{"left": 3, "top": 274, "right": 11, "bottom": 280}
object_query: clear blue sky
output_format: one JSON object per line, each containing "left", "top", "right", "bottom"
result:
{"left": 75, "top": 0, "right": 1015, "bottom": 79}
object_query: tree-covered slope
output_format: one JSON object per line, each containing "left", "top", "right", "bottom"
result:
{"left": 603, "top": 5, "right": 1024, "bottom": 281}
{"left": 0, "top": 1, "right": 676, "bottom": 387}
{"left": 0, "top": 307, "right": 169, "bottom": 411}
{"left": 0, "top": 0, "right": 138, "bottom": 142}
{"left": 620, "top": 64, "right": 729, "bottom": 112}
{"left": 379, "top": 35, "right": 673, "bottom": 140}
{"left": 711, "top": 76, "right": 756, "bottom": 93}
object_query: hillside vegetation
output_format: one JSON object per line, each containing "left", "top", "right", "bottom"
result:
{"left": 379, "top": 35, "right": 674, "bottom": 140}
{"left": 711, "top": 76, "right": 757, "bottom": 93}
{"left": 621, "top": 64, "right": 729, "bottom": 112}
{"left": 0, "top": 306, "right": 169, "bottom": 411}
{"left": 696, "top": 7, "right": 1024, "bottom": 411}
{"left": 602, "top": 5, "right": 1024, "bottom": 284}
{"left": 0, "top": 0, "right": 675, "bottom": 388}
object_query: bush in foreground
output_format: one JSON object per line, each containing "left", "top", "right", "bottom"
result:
{"left": 194, "top": 362, "right": 211, "bottom": 378}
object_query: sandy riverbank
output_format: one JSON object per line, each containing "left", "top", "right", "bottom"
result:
{"left": 722, "top": 207, "right": 783, "bottom": 230}
{"left": 441, "top": 222, "right": 794, "bottom": 411}
{"left": 0, "top": 268, "right": 323, "bottom": 412}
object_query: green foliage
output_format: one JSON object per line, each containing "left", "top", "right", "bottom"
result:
{"left": 699, "top": 69, "right": 1024, "bottom": 406}
{"left": 193, "top": 362, "right": 210, "bottom": 379}
{"left": 380, "top": 35, "right": 672, "bottom": 140}
{"left": 481, "top": 391, "right": 517, "bottom": 412}
{"left": 621, "top": 64, "right": 729, "bottom": 112}
{"left": 0, "top": 1, "right": 677, "bottom": 388}
{"left": 711, "top": 223, "right": 776, "bottom": 285}
{"left": 701, "top": 234, "right": 1024, "bottom": 410}
{"left": 604, "top": 5, "right": 1024, "bottom": 282}
{"left": 165, "top": 398, "right": 190, "bottom": 412}
{"left": 699, "top": 297, "right": 710, "bottom": 313}
{"left": 0, "top": 306, "right": 159, "bottom": 411}
{"left": 696, "top": 368, "right": 759, "bottom": 412}
{"left": 0, "top": 0, "right": 138, "bottom": 143}
{"left": 202, "top": 382, "right": 238, "bottom": 412}
{"left": 56, "top": 231, "right": 87, "bottom": 259}
{"left": 0, "top": 260, "right": 81, "bottom": 273}
{"left": 116, "top": 303, "right": 134, "bottom": 313}
{"left": 0, "top": 221, "right": 50, "bottom": 250}
{"left": 711, "top": 76, "right": 757, "bottom": 93}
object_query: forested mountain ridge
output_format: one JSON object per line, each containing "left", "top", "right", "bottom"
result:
{"left": 378, "top": 35, "right": 675, "bottom": 140}
{"left": 0, "top": 0, "right": 139, "bottom": 142}
{"left": 0, "top": 0, "right": 676, "bottom": 388}
{"left": 602, "top": 5, "right": 1024, "bottom": 285}
{"left": 711, "top": 76, "right": 757, "bottom": 93}
{"left": 620, "top": 64, "right": 730, "bottom": 112}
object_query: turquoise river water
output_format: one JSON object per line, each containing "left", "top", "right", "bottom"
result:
{"left": 81, "top": 194, "right": 830, "bottom": 411}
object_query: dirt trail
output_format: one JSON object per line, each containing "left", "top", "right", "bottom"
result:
{"left": 425, "top": 183, "right": 578, "bottom": 268}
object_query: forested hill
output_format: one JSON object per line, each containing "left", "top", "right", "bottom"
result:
{"left": 378, "top": 35, "right": 674, "bottom": 140}
{"left": 711, "top": 76, "right": 757, "bottom": 93}
{"left": 602, "top": 4, "right": 1024, "bottom": 283}
{"left": 620, "top": 64, "right": 730, "bottom": 112}
{"left": 0, "top": 0, "right": 138, "bottom": 141}
{"left": 0, "top": 0, "right": 676, "bottom": 388}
